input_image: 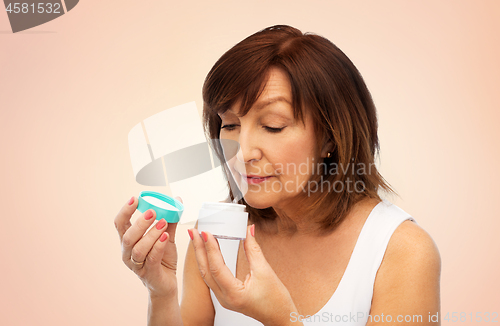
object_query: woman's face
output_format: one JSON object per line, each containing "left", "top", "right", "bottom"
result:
{"left": 218, "top": 67, "right": 321, "bottom": 211}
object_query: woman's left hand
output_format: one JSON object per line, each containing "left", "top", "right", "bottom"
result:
{"left": 190, "top": 225, "right": 299, "bottom": 325}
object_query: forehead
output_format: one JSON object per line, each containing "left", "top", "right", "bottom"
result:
{"left": 226, "top": 67, "right": 293, "bottom": 116}
{"left": 260, "top": 68, "right": 292, "bottom": 101}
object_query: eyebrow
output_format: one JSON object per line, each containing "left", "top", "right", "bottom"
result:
{"left": 224, "top": 96, "right": 292, "bottom": 117}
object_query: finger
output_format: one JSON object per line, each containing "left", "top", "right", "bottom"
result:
{"left": 165, "top": 222, "right": 178, "bottom": 243}
{"left": 130, "top": 218, "right": 169, "bottom": 268}
{"left": 143, "top": 231, "right": 169, "bottom": 273}
{"left": 191, "top": 228, "right": 222, "bottom": 295}
{"left": 243, "top": 224, "right": 270, "bottom": 272}
{"left": 121, "top": 209, "right": 157, "bottom": 265}
{"left": 114, "top": 196, "right": 138, "bottom": 241}
{"left": 203, "top": 231, "right": 243, "bottom": 295}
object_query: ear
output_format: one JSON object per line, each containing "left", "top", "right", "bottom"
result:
{"left": 320, "top": 139, "right": 335, "bottom": 158}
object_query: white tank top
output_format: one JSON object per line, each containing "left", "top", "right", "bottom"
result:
{"left": 209, "top": 199, "right": 416, "bottom": 325}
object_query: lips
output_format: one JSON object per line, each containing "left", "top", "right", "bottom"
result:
{"left": 243, "top": 174, "right": 268, "bottom": 178}
{"left": 240, "top": 173, "right": 273, "bottom": 184}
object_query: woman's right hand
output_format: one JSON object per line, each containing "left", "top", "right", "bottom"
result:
{"left": 114, "top": 196, "right": 182, "bottom": 299}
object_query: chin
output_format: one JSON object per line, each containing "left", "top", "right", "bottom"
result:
{"left": 242, "top": 192, "right": 276, "bottom": 210}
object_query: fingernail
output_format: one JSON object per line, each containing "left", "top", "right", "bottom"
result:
{"left": 201, "top": 231, "right": 208, "bottom": 242}
{"left": 159, "top": 232, "right": 168, "bottom": 242}
{"left": 187, "top": 229, "right": 193, "bottom": 240}
{"left": 156, "top": 219, "right": 166, "bottom": 230}
{"left": 128, "top": 196, "right": 134, "bottom": 205}
{"left": 144, "top": 210, "right": 154, "bottom": 220}
{"left": 250, "top": 224, "right": 255, "bottom": 237}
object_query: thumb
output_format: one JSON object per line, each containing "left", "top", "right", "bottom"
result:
{"left": 243, "top": 224, "right": 270, "bottom": 272}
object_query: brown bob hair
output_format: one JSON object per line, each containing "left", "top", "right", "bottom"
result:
{"left": 202, "top": 25, "right": 395, "bottom": 235}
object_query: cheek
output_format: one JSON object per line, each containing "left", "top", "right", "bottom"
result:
{"left": 272, "top": 135, "right": 317, "bottom": 180}
{"left": 220, "top": 138, "right": 240, "bottom": 162}
{"left": 226, "top": 156, "right": 240, "bottom": 179}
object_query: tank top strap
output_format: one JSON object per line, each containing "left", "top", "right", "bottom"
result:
{"left": 211, "top": 239, "right": 264, "bottom": 325}
{"left": 329, "top": 199, "right": 417, "bottom": 316}
{"left": 218, "top": 238, "right": 240, "bottom": 276}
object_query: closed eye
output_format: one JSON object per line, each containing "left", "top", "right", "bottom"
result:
{"left": 221, "top": 124, "right": 238, "bottom": 131}
{"left": 264, "top": 126, "right": 285, "bottom": 133}
{"left": 221, "top": 124, "right": 285, "bottom": 133}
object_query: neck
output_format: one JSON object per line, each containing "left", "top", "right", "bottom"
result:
{"left": 257, "top": 196, "right": 379, "bottom": 239}
{"left": 260, "top": 195, "right": 325, "bottom": 237}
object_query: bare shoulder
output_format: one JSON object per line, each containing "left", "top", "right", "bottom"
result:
{"left": 384, "top": 219, "right": 441, "bottom": 270}
{"left": 368, "top": 220, "right": 441, "bottom": 325}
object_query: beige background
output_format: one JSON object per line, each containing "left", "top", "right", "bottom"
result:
{"left": 1, "top": 0, "right": 499, "bottom": 325}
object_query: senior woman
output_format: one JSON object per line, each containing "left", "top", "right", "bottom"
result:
{"left": 115, "top": 25, "right": 441, "bottom": 326}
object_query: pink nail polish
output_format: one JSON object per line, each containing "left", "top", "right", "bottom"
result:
{"left": 144, "top": 210, "right": 154, "bottom": 220}
{"left": 128, "top": 197, "right": 134, "bottom": 205}
{"left": 201, "top": 231, "right": 208, "bottom": 242}
{"left": 187, "top": 229, "right": 194, "bottom": 240}
{"left": 156, "top": 219, "right": 166, "bottom": 230}
{"left": 159, "top": 232, "right": 168, "bottom": 242}
{"left": 250, "top": 224, "right": 255, "bottom": 237}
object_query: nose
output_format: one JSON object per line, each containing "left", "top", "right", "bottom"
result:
{"left": 236, "top": 126, "right": 262, "bottom": 163}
